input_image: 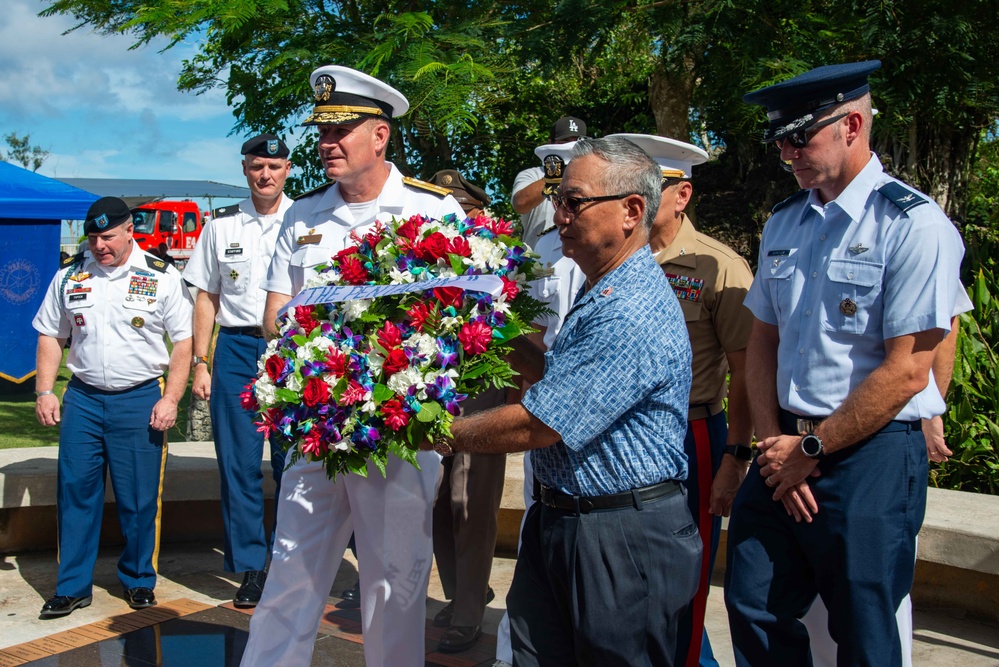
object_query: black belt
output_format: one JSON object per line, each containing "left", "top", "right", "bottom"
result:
{"left": 220, "top": 325, "right": 265, "bottom": 338}
{"left": 778, "top": 408, "right": 920, "bottom": 438}
{"left": 533, "top": 480, "right": 682, "bottom": 514}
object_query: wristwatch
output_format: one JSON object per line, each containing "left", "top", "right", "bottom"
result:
{"left": 723, "top": 444, "right": 754, "bottom": 461}
{"left": 432, "top": 433, "right": 455, "bottom": 457}
{"left": 192, "top": 355, "right": 209, "bottom": 369}
{"left": 800, "top": 433, "right": 826, "bottom": 459}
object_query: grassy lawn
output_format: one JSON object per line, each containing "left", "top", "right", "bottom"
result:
{"left": 0, "top": 351, "right": 195, "bottom": 449}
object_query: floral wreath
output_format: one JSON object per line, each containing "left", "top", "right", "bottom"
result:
{"left": 241, "top": 212, "right": 548, "bottom": 480}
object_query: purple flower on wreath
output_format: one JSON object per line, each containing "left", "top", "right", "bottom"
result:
{"left": 302, "top": 360, "right": 327, "bottom": 378}
{"left": 351, "top": 422, "right": 381, "bottom": 450}
{"left": 436, "top": 337, "right": 459, "bottom": 368}
{"left": 504, "top": 245, "right": 526, "bottom": 270}
{"left": 425, "top": 375, "right": 467, "bottom": 416}
{"left": 341, "top": 326, "right": 363, "bottom": 350}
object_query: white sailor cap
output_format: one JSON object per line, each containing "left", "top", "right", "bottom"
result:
{"left": 534, "top": 141, "right": 578, "bottom": 196}
{"left": 606, "top": 133, "right": 709, "bottom": 180}
{"left": 302, "top": 65, "right": 410, "bottom": 126}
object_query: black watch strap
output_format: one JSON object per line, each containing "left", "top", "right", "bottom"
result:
{"left": 724, "top": 444, "right": 754, "bottom": 461}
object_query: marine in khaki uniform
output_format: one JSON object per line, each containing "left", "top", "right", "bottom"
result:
{"left": 607, "top": 133, "right": 755, "bottom": 667}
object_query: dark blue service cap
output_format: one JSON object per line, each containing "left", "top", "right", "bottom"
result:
{"left": 84, "top": 196, "right": 131, "bottom": 235}
{"left": 241, "top": 133, "right": 290, "bottom": 158}
{"left": 743, "top": 60, "right": 881, "bottom": 142}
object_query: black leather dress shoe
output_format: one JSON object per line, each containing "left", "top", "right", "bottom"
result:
{"left": 433, "top": 587, "right": 495, "bottom": 628}
{"left": 437, "top": 625, "right": 481, "bottom": 653}
{"left": 124, "top": 587, "right": 156, "bottom": 609}
{"left": 234, "top": 570, "right": 266, "bottom": 608}
{"left": 341, "top": 581, "right": 360, "bottom": 601}
{"left": 39, "top": 595, "right": 92, "bottom": 618}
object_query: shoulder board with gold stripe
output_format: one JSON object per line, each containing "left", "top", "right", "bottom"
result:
{"left": 294, "top": 182, "right": 335, "bottom": 201}
{"left": 402, "top": 176, "right": 451, "bottom": 198}
{"left": 539, "top": 225, "right": 559, "bottom": 237}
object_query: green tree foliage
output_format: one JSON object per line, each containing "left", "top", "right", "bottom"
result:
{"left": 1, "top": 132, "right": 49, "bottom": 172}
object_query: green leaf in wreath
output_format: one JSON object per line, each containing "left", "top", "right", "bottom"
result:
{"left": 416, "top": 401, "right": 442, "bottom": 422}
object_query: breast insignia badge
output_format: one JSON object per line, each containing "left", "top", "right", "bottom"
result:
{"left": 131, "top": 316, "right": 145, "bottom": 328}
{"left": 839, "top": 298, "right": 857, "bottom": 316}
{"left": 848, "top": 243, "right": 869, "bottom": 255}
{"left": 230, "top": 269, "right": 239, "bottom": 281}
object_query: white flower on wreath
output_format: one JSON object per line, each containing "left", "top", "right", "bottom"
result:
{"left": 303, "top": 271, "right": 340, "bottom": 290}
{"left": 406, "top": 333, "right": 438, "bottom": 362}
{"left": 343, "top": 299, "right": 371, "bottom": 322}
{"left": 285, "top": 374, "right": 303, "bottom": 393}
{"left": 333, "top": 439, "right": 352, "bottom": 452}
{"left": 389, "top": 266, "right": 416, "bottom": 284}
{"left": 468, "top": 236, "right": 506, "bottom": 271}
{"left": 367, "top": 350, "right": 385, "bottom": 377}
{"left": 387, "top": 366, "right": 425, "bottom": 396}
{"left": 440, "top": 314, "right": 464, "bottom": 331}
{"left": 254, "top": 376, "right": 277, "bottom": 406}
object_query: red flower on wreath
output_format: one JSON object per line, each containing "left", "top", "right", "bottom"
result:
{"left": 303, "top": 377, "right": 331, "bottom": 407}
{"left": 501, "top": 276, "right": 520, "bottom": 301}
{"left": 377, "top": 320, "right": 403, "bottom": 350}
{"left": 407, "top": 302, "right": 433, "bottom": 331}
{"left": 340, "top": 256, "right": 370, "bottom": 285}
{"left": 459, "top": 320, "right": 493, "bottom": 355}
{"left": 448, "top": 236, "right": 471, "bottom": 258}
{"left": 341, "top": 380, "right": 367, "bottom": 405}
{"left": 396, "top": 216, "right": 421, "bottom": 242}
{"left": 382, "top": 348, "right": 410, "bottom": 377}
{"left": 265, "top": 354, "right": 285, "bottom": 381}
{"left": 295, "top": 305, "right": 320, "bottom": 334}
{"left": 382, "top": 398, "right": 410, "bottom": 431}
{"left": 324, "top": 348, "right": 348, "bottom": 376}
{"left": 239, "top": 380, "right": 258, "bottom": 411}
{"left": 300, "top": 428, "right": 329, "bottom": 458}
{"left": 417, "top": 232, "right": 450, "bottom": 262}
{"left": 433, "top": 286, "right": 464, "bottom": 309}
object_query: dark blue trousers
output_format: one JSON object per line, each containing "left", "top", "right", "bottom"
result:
{"left": 56, "top": 377, "right": 166, "bottom": 597}
{"left": 675, "top": 409, "right": 728, "bottom": 667}
{"left": 724, "top": 421, "right": 927, "bottom": 666}
{"left": 211, "top": 329, "right": 285, "bottom": 573}
{"left": 509, "top": 486, "right": 702, "bottom": 666}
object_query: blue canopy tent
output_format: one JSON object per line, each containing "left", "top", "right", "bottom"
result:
{"left": 0, "top": 162, "right": 98, "bottom": 383}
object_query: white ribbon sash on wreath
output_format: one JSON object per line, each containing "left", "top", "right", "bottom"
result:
{"left": 281, "top": 274, "right": 505, "bottom": 315}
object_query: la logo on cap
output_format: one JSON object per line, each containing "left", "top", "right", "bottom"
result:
{"left": 568, "top": 120, "right": 579, "bottom": 133}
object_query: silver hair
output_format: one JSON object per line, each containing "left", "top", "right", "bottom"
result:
{"left": 569, "top": 137, "right": 662, "bottom": 229}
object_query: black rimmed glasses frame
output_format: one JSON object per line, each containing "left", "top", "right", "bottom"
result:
{"left": 549, "top": 192, "right": 640, "bottom": 215}
{"left": 774, "top": 112, "right": 849, "bottom": 150}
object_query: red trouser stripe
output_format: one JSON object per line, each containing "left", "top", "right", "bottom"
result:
{"left": 686, "top": 417, "right": 714, "bottom": 667}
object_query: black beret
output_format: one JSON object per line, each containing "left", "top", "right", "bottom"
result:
{"left": 84, "top": 197, "right": 132, "bottom": 235}
{"left": 241, "top": 133, "right": 290, "bottom": 158}
{"left": 430, "top": 169, "right": 491, "bottom": 213}
{"left": 743, "top": 60, "right": 881, "bottom": 142}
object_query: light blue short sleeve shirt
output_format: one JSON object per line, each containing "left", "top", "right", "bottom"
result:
{"left": 744, "top": 154, "right": 970, "bottom": 421}
{"left": 522, "top": 246, "right": 692, "bottom": 496}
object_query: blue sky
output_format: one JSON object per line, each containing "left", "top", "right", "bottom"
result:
{"left": 0, "top": 0, "right": 298, "bottom": 196}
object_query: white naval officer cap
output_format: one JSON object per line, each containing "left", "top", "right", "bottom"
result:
{"left": 605, "top": 133, "right": 709, "bottom": 181}
{"left": 534, "top": 141, "right": 578, "bottom": 196}
{"left": 302, "top": 65, "right": 410, "bottom": 126}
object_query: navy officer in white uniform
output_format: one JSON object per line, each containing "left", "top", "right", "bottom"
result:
{"left": 724, "top": 61, "right": 969, "bottom": 665}
{"left": 240, "top": 65, "right": 464, "bottom": 667}
{"left": 33, "top": 196, "right": 193, "bottom": 618}
{"left": 183, "top": 133, "right": 294, "bottom": 608}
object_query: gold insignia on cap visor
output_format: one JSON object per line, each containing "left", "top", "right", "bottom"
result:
{"left": 661, "top": 168, "right": 687, "bottom": 180}
{"left": 304, "top": 105, "right": 387, "bottom": 125}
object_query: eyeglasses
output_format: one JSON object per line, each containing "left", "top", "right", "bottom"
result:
{"left": 774, "top": 113, "right": 848, "bottom": 150}
{"left": 549, "top": 192, "right": 638, "bottom": 215}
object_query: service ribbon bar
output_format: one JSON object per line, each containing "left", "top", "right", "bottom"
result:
{"left": 282, "top": 274, "right": 504, "bottom": 315}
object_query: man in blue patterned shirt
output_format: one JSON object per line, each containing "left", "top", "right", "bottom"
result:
{"left": 429, "top": 136, "right": 701, "bottom": 666}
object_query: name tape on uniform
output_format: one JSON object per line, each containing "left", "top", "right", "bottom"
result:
{"left": 282, "top": 274, "right": 504, "bottom": 316}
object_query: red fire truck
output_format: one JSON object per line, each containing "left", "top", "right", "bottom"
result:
{"left": 129, "top": 200, "right": 206, "bottom": 270}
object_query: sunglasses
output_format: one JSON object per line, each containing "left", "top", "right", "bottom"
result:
{"left": 549, "top": 192, "right": 638, "bottom": 215}
{"left": 774, "top": 112, "right": 848, "bottom": 150}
